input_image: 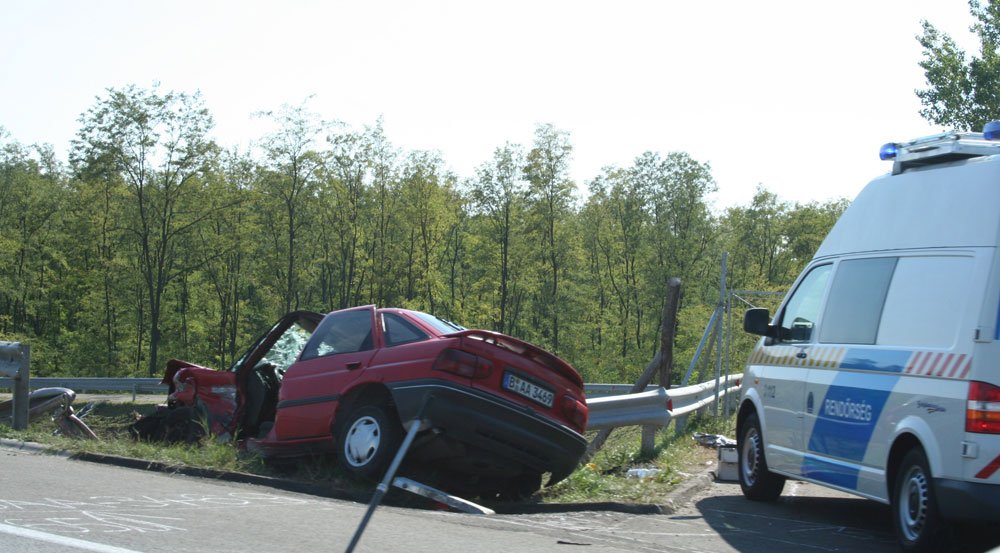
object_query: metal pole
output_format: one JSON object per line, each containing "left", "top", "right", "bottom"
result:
{"left": 713, "top": 253, "right": 726, "bottom": 416}
{"left": 12, "top": 344, "right": 29, "bottom": 431}
{"left": 725, "top": 287, "right": 734, "bottom": 417}
{"left": 345, "top": 397, "right": 432, "bottom": 553}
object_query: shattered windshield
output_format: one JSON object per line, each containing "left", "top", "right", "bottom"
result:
{"left": 262, "top": 323, "right": 313, "bottom": 374}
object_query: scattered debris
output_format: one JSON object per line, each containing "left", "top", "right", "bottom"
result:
{"left": 693, "top": 432, "right": 736, "bottom": 448}
{"left": 392, "top": 477, "right": 494, "bottom": 515}
{"left": 625, "top": 468, "right": 661, "bottom": 479}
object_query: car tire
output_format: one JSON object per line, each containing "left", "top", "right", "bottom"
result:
{"left": 892, "top": 448, "right": 950, "bottom": 553}
{"left": 738, "top": 412, "right": 785, "bottom": 501}
{"left": 336, "top": 402, "right": 403, "bottom": 480}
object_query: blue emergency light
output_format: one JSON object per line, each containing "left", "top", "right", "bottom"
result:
{"left": 983, "top": 121, "right": 1000, "bottom": 140}
{"left": 879, "top": 142, "right": 898, "bottom": 160}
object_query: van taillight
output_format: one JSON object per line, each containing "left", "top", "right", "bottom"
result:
{"left": 561, "top": 395, "right": 588, "bottom": 431}
{"left": 966, "top": 381, "right": 1000, "bottom": 434}
{"left": 432, "top": 349, "right": 492, "bottom": 379}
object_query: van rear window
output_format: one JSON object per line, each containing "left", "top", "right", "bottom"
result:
{"left": 877, "top": 256, "right": 972, "bottom": 348}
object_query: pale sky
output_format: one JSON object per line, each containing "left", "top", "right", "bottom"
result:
{"left": 0, "top": 0, "right": 980, "bottom": 209}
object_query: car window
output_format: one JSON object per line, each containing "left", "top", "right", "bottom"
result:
{"left": 819, "top": 257, "right": 897, "bottom": 345}
{"left": 383, "top": 313, "right": 428, "bottom": 347}
{"left": 300, "top": 309, "right": 374, "bottom": 360}
{"left": 411, "top": 311, "right": 466, "bottom": 334}
{"left": 777, "top": 264, "right": 832, "bottom": 343}
{"left": 261, "top": 322, "right": 313, "bottom": 374}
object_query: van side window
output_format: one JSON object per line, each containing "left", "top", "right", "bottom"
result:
{"left": 819, "top": 257, "right": 897, "bottom": 345}
{"left": 778, "top": 264, "right": 832, "bottom": 343}
{"left": 877, "top": 256, "right": 972, "bottom": 347}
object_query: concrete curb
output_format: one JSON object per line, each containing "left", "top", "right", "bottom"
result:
{"left": 656, "top": 468, "right": 716, "bottom": 515}
{"left": 0, "top": 438, "right": 66, "bottom": 456}
{"left": 2, "top": 438, "right": 716, "bottom": 516}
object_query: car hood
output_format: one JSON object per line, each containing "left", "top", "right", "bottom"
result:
{"left": 161, "top": 359, "right": 215, "bottom": 387}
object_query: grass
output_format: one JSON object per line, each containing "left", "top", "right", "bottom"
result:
{"left": 1, "top": 400, "right": 737, "bottom": 505}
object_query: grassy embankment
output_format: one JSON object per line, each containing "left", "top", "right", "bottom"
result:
{"left": 0, "top": 400, "right": 736, "bottom": 505}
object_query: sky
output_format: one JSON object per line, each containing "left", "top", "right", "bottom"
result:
{"left": 0, "top": 0, "right": 981, "bottom": 209}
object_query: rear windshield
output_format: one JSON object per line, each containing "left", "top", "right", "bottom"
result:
{"left": 411, "top": 311, "right": 466, "bottom": 334}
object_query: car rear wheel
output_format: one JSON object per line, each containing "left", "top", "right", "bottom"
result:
{"left": 336, "top": 402, "right": 403, "bottom": 480}
{"left": 892, "top": 448, "right": 949, "bottom": 553}
{"left": 738, "top": 412, "right": 785, "bottom": 501}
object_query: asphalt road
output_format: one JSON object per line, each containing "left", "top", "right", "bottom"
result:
{"left": 1, "top": 444, "right": 997, "bottom": 553}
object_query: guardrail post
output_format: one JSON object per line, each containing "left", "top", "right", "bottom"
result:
{"left": 0, "top": 342, "right": 30, "bottom": 430}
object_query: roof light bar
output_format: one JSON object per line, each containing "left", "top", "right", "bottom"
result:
{"left": 983, "top": 121, "right": 1000, "bottom": 140}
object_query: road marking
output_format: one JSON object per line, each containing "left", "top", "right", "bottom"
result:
{"left": 0, "top": 522, "right": 144, "bottom": 553}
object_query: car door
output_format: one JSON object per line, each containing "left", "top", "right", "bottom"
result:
{"left": 274, "top": 305, "right": 380, "bottom": 440}
{"left": 752, "top": 263, "right": 832, "bottom": 475}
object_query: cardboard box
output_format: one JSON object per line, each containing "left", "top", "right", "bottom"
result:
{"left": 717, "top": 445, "right": 738, "bottom": 481}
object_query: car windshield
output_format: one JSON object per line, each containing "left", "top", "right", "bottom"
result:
{"left": 411, "top": 311, "right": 466, "bottom": 334}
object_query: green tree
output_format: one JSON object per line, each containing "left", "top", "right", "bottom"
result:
{"left": 255, "top": 100, "right": 329, "bottom": 313}
{"left": 918, "top": 0, "right": 1000, "bottom": 129}
{"left": 468, "top": 143, "right": 527, "bottom": 334}
{"left": 72, "top": 85, "right": 217, "bottom": 376}
{"left": 525, "top": 123, "right": 576, "bottom": 352}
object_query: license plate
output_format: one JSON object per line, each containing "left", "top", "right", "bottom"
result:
{"left": 503, "top": 372, "right": 554, "bottom": 408}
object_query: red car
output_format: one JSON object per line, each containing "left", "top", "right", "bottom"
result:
{"left": 158, "top": 305, "right": 588, "bottom": 496}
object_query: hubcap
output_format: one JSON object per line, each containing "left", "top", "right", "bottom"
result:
{"left": 899, "top": 465, "right": 929, "bottom": 541}
{"left": 344, "top": 415, "right": 381, "bottom": 467}
{"left": 741, "top": 427, "right": 761, "bottom": 485}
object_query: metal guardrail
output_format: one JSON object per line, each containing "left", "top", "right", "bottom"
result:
{"left": 0, "top": 342, "right": 30, "bottom": 429}
{"left": 0, "top": 377, "right": 167, "bottom": 401}
{"left": 0, "top": 374, "right": 743, "bottom": 426}
{"left": 585, "top": 373, "right": 742, "bottom": 431}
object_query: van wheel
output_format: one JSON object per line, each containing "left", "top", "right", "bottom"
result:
{"left": 892, "top": 448, "right": 949, "bottom": 553}
{"left": 738, "top": 412, "right": 785, "bottom": 501}
{"left": 336, "top": 402, "right": 403, "bottom": 480}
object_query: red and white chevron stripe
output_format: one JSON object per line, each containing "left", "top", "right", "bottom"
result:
{"left": 903, "top": 351, "right": 971, "bottom": 379}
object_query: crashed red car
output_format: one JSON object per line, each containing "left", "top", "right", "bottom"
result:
{"left": 156, "top": 305, "right": 588, "bottom": 495}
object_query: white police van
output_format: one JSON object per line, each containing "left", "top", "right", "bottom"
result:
{"left": 738, "top": 125, "right": 1000, "bottom": 552}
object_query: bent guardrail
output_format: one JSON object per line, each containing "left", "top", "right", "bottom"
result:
{"left": 584, "top": 373, "right": 742, "bottom": 432}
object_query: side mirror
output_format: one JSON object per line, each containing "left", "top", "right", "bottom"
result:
{"left": 743, "top": 308, "right": 774, "bottom": 337}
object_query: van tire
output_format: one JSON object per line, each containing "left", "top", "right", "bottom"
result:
{"left": 892, "top": 448, "right": 949, "bottom": 553}
{"left": 738, "top": 412, "right": 785, "bottom": 501}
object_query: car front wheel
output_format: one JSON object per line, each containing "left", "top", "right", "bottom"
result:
{"left": 336, "top": 403, "right": 403, "bottom": 480}
{"left": 892, "top": 448, "right": 949, "bottom": 553}
{"left": 738, "top": 412, "right": 785, "bottom": 501}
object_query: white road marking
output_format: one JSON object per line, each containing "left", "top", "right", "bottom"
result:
{"left": 0, "top": 522, "right": 145, "bottom": 553}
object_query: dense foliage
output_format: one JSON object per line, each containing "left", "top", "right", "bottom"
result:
{"left": 918, "top": 0, "right": 1000, "bottom": 130}
{"left": 0, "top": 87, "right": 846, "bottom": 383}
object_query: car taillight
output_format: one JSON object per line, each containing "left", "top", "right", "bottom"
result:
{"left": 967, "top": 381, "right": 1000, "bottom": 434}
{"left": 433, "top": 349, "right": 492, "bottom": 379}
{"left": 561, "top": 395, "right": 588, "bottom": 431}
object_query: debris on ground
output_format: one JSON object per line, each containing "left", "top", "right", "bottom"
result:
{"left": 692, "top": 432, "right": 736, "bottom": 448}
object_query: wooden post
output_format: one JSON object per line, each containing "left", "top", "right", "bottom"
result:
{"left": 640, "top": 278, "right": 681, "bottom": 458}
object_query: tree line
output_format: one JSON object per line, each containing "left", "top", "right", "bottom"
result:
{"left": 0, "top": 86, "right": 845, "bottom": 383}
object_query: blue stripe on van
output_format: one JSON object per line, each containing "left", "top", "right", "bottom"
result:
{"left": 802, "top": 456, "right": 859, "bottom": 490}
{"left": 996, "top": 300, "right": 1000, "bottom": 340}
{"left": 807, "top": 371, "right": 900, "bottom": 462}
{"left": 839, "top": 348, "right": 911, "bottom": 373}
